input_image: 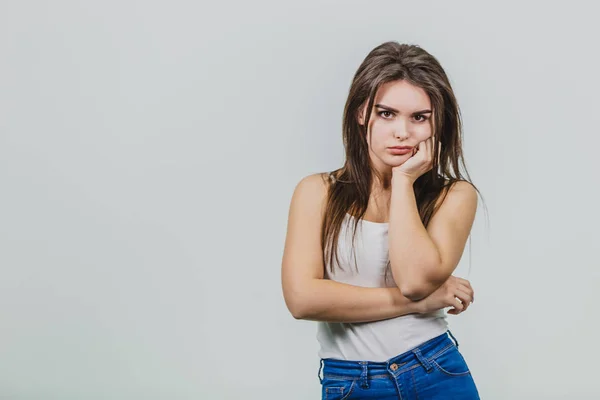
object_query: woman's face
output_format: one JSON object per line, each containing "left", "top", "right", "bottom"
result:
{"left": 358, "top": 79, "right": 434, "bottom": 174}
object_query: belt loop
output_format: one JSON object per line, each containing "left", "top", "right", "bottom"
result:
{"left": 318, "top": 359, "right": 324, "bottom": 383}
{"left": 358, "top": 361, "right": 370, "bottom": 389}
{"left": 412, "top": 348, "right": 433, "bottom": 372}
{"left": 447, "top": 330, "right": 460, "bottom": 348}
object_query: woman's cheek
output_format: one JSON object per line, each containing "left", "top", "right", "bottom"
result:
{"left": 418, "top": 124, "right": 433, "bottom": 136}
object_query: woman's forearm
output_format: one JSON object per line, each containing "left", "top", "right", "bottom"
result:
{"left": 388, "top": 175, "right": 442, "bottom": 298}
{"left": 290, "top": 279, "right": 422, "bottom": 323}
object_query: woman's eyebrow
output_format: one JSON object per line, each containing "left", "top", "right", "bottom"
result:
{"left": 375, "top": 103, "right": 432, "bottom": 115}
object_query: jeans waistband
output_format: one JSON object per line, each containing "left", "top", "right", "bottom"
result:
{"left": 318, "top": 330, "right": 460, "bottom": 388}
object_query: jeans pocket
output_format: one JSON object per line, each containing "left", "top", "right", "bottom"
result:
{"left": 321, "top": 376, "right": 357, "bottom": 400}
{"left": 431, "top": 345, "right": 471, "bottom": 377}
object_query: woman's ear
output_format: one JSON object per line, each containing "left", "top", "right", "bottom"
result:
{"left": 357, "top": 104, "right": 366, "bottom": 126}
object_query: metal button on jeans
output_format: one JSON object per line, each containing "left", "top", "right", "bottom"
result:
{"left": 390, "top": 363, "right": 398, "bottom": 371}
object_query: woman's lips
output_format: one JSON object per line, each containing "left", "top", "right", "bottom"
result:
{"left": 388, "top": 147, "right": 413, "bottom": 155}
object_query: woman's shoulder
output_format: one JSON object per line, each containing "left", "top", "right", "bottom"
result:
{"left": 434, "top": 179, "right": 478, "bottom": 210}
{"left": 297, "top": 169, "right": 341, "bottom": 189}
{"left": 440, "top": 179, "right": 477, "bottom": 199}
{"left": 289, "top": 171, "right": 338, "bottom": 213}
{"left": 293, "top": 171, "right": 332, "bottom": 196}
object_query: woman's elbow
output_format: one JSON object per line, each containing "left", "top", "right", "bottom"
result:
{"left": 400, "top": 285, "right": 428, "bottom": 301}
{"left": 283, "top": 288, "right": 311, "bottom": 319}
{"left": 398, "top": 278, "right": 432, "bottom": 301}
{"left": 400, "top": 275, "right": 446, "bottom": 301}
{"left": 288, "top": 301, "right": 308, "bottom": 319}
{"left": 393, "top": 274, "right": 424, "bottom": 301}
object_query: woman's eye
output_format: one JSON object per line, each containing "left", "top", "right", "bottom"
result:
{"left": 379, "top": 111, "right": 393, "bottom": 118}
{"left": 414, "top": 114, "right": 428, "bottom": 122}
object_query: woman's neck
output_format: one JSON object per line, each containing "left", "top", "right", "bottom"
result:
{"left": 372, "top": 173, "right": 393, "bottom": 192}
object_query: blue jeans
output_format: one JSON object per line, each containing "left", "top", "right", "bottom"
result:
{"left": 318, "top": 331, "right": 480, "bottom": 399}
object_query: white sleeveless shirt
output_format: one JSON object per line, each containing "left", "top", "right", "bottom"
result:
{"left": 316, "top": 212, "right": 448, "bottom": 362}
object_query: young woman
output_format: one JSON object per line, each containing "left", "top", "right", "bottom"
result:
{"left": 281, "top": 41, "right": 482, "bottom": 399}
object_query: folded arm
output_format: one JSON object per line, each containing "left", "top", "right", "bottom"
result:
{"left": 388, "top": 177, "right": 478, "bottom": 301}
{"left": 281, "top": 173, "right": 422, "bottom": 323}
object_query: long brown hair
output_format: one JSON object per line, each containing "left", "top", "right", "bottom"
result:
{"left": 321, "top": 41, "right": 486, "bottom": 278}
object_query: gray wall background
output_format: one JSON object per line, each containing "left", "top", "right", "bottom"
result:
{"left": 1, "top": 1, "right": 598, "bottom": 399}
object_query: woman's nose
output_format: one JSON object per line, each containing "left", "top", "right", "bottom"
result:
{"left": 393, "top": 120, "right": 410, "bottom": 139}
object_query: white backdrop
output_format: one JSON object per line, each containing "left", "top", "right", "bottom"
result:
{"left": 1, "top": 1, "right": 599, "bottom": 399}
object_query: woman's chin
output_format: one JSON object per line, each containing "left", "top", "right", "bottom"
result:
{"left": 386, "top": 157, "right": 408, "bottom": 168}
{"left": 371, "top": 153, "right": 409, "bottom": 170}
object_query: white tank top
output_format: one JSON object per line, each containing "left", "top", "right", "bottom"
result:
{"left": 316, "top": 212, "right": 448, "bottom": 362}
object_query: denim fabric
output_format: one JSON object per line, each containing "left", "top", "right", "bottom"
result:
{"left": 318, "top": 331, "right": 480, "bottom": 399}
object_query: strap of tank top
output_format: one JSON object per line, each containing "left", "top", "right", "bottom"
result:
{"left": 328, "top": 171, "right": 337, "bottom": 183}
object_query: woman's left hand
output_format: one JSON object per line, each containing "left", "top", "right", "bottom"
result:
{"left": 392, "top": 135, "right": 440, "bottom": 184}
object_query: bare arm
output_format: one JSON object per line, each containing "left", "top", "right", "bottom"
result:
{"left": 287, "top": 279, "right": 421, "bottom": 323}
{"left": 281, "top": 173, "right": 421, "bottom": 323}
{"left": 388, "top": 176, "right": 478, "bottom": 301}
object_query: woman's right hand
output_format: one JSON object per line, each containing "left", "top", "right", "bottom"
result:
{"left": 417, "top": 276, "right": 474, "bottom": 315}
